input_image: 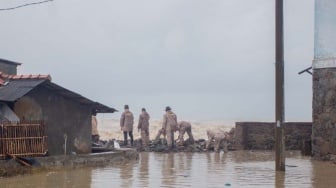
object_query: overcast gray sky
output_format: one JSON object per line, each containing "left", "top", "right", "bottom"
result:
{"left": 0, "top": 0, "right": 314, "bottom": 121}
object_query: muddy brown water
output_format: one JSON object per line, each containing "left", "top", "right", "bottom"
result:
{"left": 1, "top": 151, "right": 336, "bottom": 188}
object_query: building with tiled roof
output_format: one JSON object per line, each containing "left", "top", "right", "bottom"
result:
{"left": 0, "top": 59, "right": 117, "bottom": 157}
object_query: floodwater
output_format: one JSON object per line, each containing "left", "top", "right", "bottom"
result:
{"left": 1, "top": 151, "right": 336, "bottom": 188}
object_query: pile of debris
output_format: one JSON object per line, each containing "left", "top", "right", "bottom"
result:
{"left": 112, "top": 138, "right": 234, "bottom": 153}
{"left": 106, "top": 128, "right": 237, "bottom": 153}
{"left": 91, "top": 140, "right": 115, "bottom": 153}
{"left": 146, "top": 138, "right": 208, "bottom": 152}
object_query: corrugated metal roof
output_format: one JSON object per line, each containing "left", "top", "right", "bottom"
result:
{"left": 42, "top": 81, "right": 117, "bottom": 113}
{"left": 0, "top": 64, "right": 116, "bottom": 113}
{"left": 0, "top": 78, "right": 117, "bottom": 113}
{"left": 0, "top": 79, "right": 46, "bottom": 101}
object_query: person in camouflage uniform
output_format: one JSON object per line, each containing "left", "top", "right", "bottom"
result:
{"left": 162, "top": 106, "right": 178, "bottom": 149}
{"left": 206, "top": 129, "right": 230, "bottom": 153}
{"left": 138, "top": 108, "right": 150, "bottom": 147}
{"left": 176, "top": 121, "right": 194, "bottom": 145}
{"left": 120, "top": 105, "right": 134, "bottom": 146}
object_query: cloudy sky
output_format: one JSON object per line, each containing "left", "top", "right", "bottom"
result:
{"left": 0, "top": 0, "right": 314, "bottom": 122}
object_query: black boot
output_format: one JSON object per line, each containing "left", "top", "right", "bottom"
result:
{"left": 129, "top": 131, "right": 134, "bottom": 146}
{"left": 123, "top": 132, "right": 128, "bottom": 146}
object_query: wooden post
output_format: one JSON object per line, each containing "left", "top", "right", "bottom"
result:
{"left": 275, "top": 0, "right": 286, "bottom": 171}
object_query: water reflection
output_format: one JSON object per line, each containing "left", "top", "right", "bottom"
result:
{"left": 119, "top": 161, "right": 135, "bottom": 187}
{"left": 1, "top": 151, "right": 336, "bottom": 188}
{"left": 176, "top": 152, "right": 192, "bottom": 175}
{"left": 311, "top": 160, "right": 336, "bottom": 187}
{"left": 161, "top": 153, "right": 175, "bottom": 187}
{"left": 139, "top": 152, "right": 149, "bottom": 187}
{"left": 275, "top": 171, "right": 285, "bottom": 188}
{"left": 0, "top": 168, "right": 92, "bottom": 188}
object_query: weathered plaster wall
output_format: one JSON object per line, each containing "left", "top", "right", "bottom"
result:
{"left": 312, "top": 0, "right": 336, "bottom": 160}
{"left": 14, "top": 97, "right": 42, "bottom": 120}
{"left": 235, "top": 122, "right": 312, "bottom": 151}
{"left": 15, "top": 85, "right": 93, "bottom": 156}
{"left": 0, "top": 62, "right": 17, "bottom": 75}
{"left": 312, "top": 69, "right": 336, "bottom": 159}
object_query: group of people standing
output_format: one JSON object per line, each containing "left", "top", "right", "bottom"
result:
{"left": 120, "top": 105, "right": 151, "bottom": 147}
{"left": 119, "top": 105, "right": 195, "bottom": 150}
{"left": 92, "top": 104, "right": 232, "bottom": 152}
{"left": 118, "top": 104, "right": 233, "bottom": 152}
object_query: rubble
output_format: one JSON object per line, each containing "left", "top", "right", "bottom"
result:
{"left": 112, "top": 138, "right": 234, "bottom": 153}
{"left": 109, "top": 128, "right": 236, "bottom": 153}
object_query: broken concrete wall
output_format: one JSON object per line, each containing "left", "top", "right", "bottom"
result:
{"left": 235, "top": 122, "right": 312, "bottom": 150}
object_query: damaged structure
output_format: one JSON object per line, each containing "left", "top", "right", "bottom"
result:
{"left": 0, "top": 59, "right": 117, "bottom": 158}
{"left": 312, "top": 1, "right": 336, "bottom": 160}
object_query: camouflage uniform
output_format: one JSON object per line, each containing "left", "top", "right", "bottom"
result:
{"left": 177, "top": 121, "right": 194, "bottom": 145}
{"left": 138, "top": 111, "right": 150, "bottom": 147}
{"left": 206, "top": 130, "right": 229, "bottom": 153}
{"left": 155, "top": 128, "right": 165, "bottom": 140}
{"left": 92, "top": 115, "right": 99, "bottom": 142}
{"left": 120, "top": 109, "right": 134, "bottom": 146}
{"left": 162, "top": 110, "right": 177, "bottom": 149}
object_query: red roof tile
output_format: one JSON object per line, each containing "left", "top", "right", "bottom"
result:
{"left": 0, "top": 72, "right": 51, "bottom": 86}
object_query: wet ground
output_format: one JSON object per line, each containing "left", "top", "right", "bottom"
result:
{"left": 1, "top": 151, "right": 336, "bottom": 188}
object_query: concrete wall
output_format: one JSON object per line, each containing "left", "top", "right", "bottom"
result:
{"left": 0, "top": 62, "right": 17, "bottom": 75}
{"left": 0, "top": 149, "right": 139, "bottom": 177}
{"left": 14, "top": 85, "right": 93, "bottom": 156}
{"left": 235, "top": 122, "right": 312, "bottom": 150}
{"left": 312, "top": 69, "right": 336, "bottom": 159}
{"left": 312, "top": 0, "right": 336, "bottom": 160}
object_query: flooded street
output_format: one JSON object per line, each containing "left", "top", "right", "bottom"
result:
{"left": 1, "top": 151, "right": 336, "bottom": 188}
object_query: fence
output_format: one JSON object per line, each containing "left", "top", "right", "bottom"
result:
{"left": 0, "top": 120, "right": 47, "bottom": 159}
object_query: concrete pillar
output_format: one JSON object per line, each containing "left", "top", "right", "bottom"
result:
{"left": 312, "top": 0, "right": 336, "bottom": 159}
